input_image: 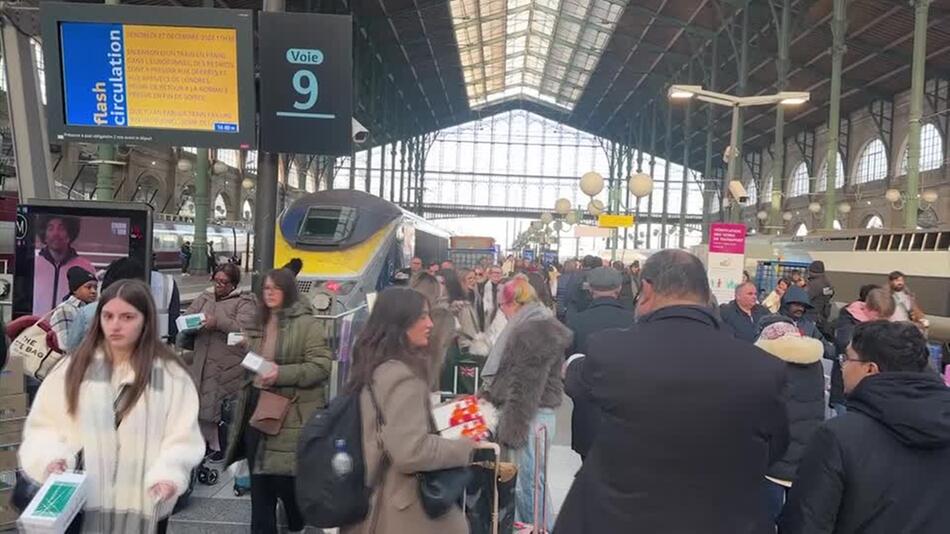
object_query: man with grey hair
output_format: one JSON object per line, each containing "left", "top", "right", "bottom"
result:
{"left": 556, "top": 249, "right": 789, "bottom": 534}
{"left": 720, "top": 281, "right": 770, "bottom": 342}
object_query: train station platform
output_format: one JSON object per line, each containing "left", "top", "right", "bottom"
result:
{"left": 167, "top": 397, "right": 582, "bottom": 533}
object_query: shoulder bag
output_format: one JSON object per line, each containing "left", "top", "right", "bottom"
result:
{"left": 8, "top": 313, "right": 64, "bottom": 381}
{"left": 249, "top": 390, "right": 295, "bottom": 436}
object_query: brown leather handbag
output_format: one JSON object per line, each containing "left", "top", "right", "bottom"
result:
{"left": 249, "top": 390, "right": 295, "bottom": 435}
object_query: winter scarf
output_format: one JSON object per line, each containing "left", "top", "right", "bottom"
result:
{"left": 482, "top": 302, "right": 552, "bottom": 379}
{"left": 19, "top": 350, "right": 205, "bottom": 533}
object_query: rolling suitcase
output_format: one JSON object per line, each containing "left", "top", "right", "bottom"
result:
{"left": 514, "top": 425, "right": 550, "bottom": 533}
{"left": 465, "top": 442, "right": 517, "bottom": 534}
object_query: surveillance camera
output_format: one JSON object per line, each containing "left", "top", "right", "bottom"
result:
{"left": 729, "top": 180, "right": 749, "bottom": 204}
{"left": 352, "top": 118, "right": 369, "bottom": 144}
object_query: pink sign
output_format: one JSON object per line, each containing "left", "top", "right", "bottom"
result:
{"left": 709, "top": 223, "right": 747, "bottom": 254}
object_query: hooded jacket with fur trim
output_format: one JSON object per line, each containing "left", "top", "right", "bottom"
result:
{"left": 755, "top": 334, "right": 825, "bottom": 482}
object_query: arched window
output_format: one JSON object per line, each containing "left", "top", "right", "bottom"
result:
{"left": 816, "top": 154, "right": 845, "bottom": 192}
{"left": 242, "top": 199, "right": 253, "bottom": 221}
{"left": 900, "top": 123, "right": 944, "bottom": 175}
{"left": 747, "top": 179, "right": 758, "bottom": 205}
{"left": 794, "top": 223, "right": 808, "bottom": 237}
{"left": 787, "top": 162, "right": 810, "bottom": 198}
{"left": 854, "top": 139, "right": 888, "bottom": 184}
{"left": 213, "top": 193, "right": 228, "bottom": 220}
{"left": 864, "top": 214, "right": 884, "bottom": 229}
{"left": 833, "top": 219, "right": 843, "bottom": 230}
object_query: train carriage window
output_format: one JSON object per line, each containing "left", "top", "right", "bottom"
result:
{"left": 297, "top": 206, "right": 357, "bottom": 245}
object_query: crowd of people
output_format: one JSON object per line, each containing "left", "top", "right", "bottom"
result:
{"left": 4, "top": 245, "right": 948, "bottom": 534}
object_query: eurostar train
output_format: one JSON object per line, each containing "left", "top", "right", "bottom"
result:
{"left": 770, "top": 227, "right": 950, "bottom": 343}
{"left": 274, "top": 190, "right": 450, "bottom": 314}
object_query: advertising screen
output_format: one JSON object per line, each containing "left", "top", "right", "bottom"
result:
{"left": 41, "top": 3, "right": 255, "bottom": 148}
{"left": 14, "top": 201, "right": 151, "bottom": 318}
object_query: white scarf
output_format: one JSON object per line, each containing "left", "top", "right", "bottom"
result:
{"left": 20, "top": 350, "right": 205, "bottom": 533}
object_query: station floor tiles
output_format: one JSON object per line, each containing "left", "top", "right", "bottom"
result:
{"left": 167, "top": 397, "right": 582, "bottom": 533}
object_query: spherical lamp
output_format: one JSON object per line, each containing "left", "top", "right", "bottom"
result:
{"left": 782, "top": 211, "right": 793, "bottom": 222}
{"left": 177, "top": 159, "right": 193, "bottom": 172}
{"left": 921, "top": 190, "right": 939, "bottom": 204}
{"left": 885, "top": 188, "right": 902, "bottom": 203}
{"left": 579, "top": 171, "right": 604, "bottom": 197}
{"left": 553, "top": 220, "right": 563, "bottom": 232}
{"left": 530, "top": 220, "right": 543, "bottom": 231}
{"left": 212, "top": 160, "right": 229, "bottom": 175}
{"left": 756, "top": 210, "right": 768, "bottom": 221}
{"left": 540, "top": 212, "right": 554, "bottom": 225}
{"left": 242, "top": 177, "right": 255, "bottom": 190}
{"left": 837, "top": 202, "right": 852, "bottom": 214}
{"left": 627, "top": 173, "right": 653, "bottom": 199}
{"left": 587, "top": 199, "right": 605, "bottom": 216}
{"left": 554, "top": 198, "right": 572, "bottom": 215}
{"left": 565, "top": 212, "right": 578, "bottom": 225}
{"left": 808, "top": 202, "right": 822, "bottom": 214}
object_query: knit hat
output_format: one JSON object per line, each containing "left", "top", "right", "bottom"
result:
{"left": 808, "top": 260, "right": 825, "bottom": 274}
{"left": 67, "top": 266, "right": 97, "bottom": 294}
{"left": 759, "top": 321, "right": 802, "bottom": 341}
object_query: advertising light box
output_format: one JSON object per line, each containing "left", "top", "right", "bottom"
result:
{"left": 41, "top": 3, "right": 256, "bottom": 148}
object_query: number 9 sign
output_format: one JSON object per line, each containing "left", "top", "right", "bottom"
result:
{"left": 286, "top": 48, "right": 325, "bottom": 112}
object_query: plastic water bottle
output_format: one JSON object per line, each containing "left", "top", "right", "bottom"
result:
{"left": 330, "top": 439, "right": 353, "bottom": 478}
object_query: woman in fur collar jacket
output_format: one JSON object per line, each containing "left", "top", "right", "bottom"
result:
{"left": 481, "top": 277, "right": 573, "bottom": 531}
{"left": 754, "top": 317, "right": 825, "bottom": 523}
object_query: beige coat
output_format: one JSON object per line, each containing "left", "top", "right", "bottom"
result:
{"left": 186, "top": 289, "right": 257, "bottom": 423}
{"left": 341, "top": 360, "right": 475, "bottom": 534}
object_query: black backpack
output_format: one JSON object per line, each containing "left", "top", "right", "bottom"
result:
{"left": 295, "top": 388, "right": 384, "bottom": 528}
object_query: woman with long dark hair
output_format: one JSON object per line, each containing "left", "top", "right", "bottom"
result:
{"left": 226, "top": 268, "right": 332, "bottom": 534}
{"left": 20, "top": 279, "right": 205, "bottom": 533}
{"left": 440, "top": 269, "right": 489, "bottom": 393}
{"left": 341, "top": 287, "right": 478, "bottom": 534}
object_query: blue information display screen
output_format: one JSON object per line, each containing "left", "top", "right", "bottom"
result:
{"left": 58, "top": 21, "right": 241, "bottom": 132}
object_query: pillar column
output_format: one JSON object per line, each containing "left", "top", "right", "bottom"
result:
{"left": 905, "top": 0, "right": 933, "bottom": 229}
{"left": 190, "top": 148, "right": 210, "bottom": 275}
{"left": 824, "top": 0, "right": 847, "bottom": 230}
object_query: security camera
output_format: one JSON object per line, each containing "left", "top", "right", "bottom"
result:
{"left": 729, "top": 180, "right": 749, "bottom": 204}
{"left": 352, "top": 118, "right": 369, "bottom": 144}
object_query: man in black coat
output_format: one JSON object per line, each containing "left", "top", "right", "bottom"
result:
{"left": 565, "top": 267, "right": 635, "bottom": 459}
{"left": 556, "top": 250, "right": 789, "bottom": 534}
{"left": 780, "top": 321, "right": 950, "bottom": 534}
{"left": 720, "top": 281, "right": 770, "bottom": 342}
{"left": 805, "top": 260, "right": 835, "bottom": 337}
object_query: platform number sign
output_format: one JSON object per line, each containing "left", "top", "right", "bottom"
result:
{"left": 259, "top": 12, "right": 353, "bottom": 155}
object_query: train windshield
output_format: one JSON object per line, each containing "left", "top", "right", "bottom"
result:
{"left": 298, "top": 206, "right": 356, "bottom": 245}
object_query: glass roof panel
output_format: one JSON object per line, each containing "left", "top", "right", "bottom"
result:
{"left": 450, "top": 0, "right": 625, "bottom": 111}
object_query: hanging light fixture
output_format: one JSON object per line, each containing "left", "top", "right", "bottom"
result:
{"left": 628, "top": 173, "right": 653, "bottom": 198}
{"left": 580, "top": 171, "right": 604, "bottom": 197}
{"left": 554, "top": 198, "right": 572, "bottom": 215}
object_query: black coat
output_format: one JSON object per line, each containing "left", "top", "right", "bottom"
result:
{"left": 779, "top": 372, "right": 950, "bottom": 534}
{"left": 806, "top": 272, "right": 835, "bottom": 337}
{"left": 754, "top": 334, "right": 826, "bottom": 482}
{"left": 555, "top": 305, "right": 789, "bottom": 534}
{"left": 719, "top": 301, "right": 770, "bottom": 342}
{"left": 830, "top": 305, "right": 865, "bottom": 405}
{"left": 564, "top": 298, "right": 635, "bottom": 457}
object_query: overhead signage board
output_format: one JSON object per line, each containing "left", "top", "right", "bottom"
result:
{"left": 41, "top": 3, "right": 256, "bottom": 148}
{"left": 597, "top": 214, "right": 634, "bottom": 228}
{"left": 258, "top": 12, "right": 353, "bottom": 155}
{"left": 707, "top": 222, "right": 747, "bottom": 305}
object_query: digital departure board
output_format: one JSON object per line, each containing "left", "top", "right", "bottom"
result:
{"left": 41, "top": 3, "right": 255, "bottom": 148}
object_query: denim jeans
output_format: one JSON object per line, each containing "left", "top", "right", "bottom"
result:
{"left": 764, "top": 478, "right": 788, "bottom": 524}
{"left": 512, "top": 408, "right": 556, "bottom": 531}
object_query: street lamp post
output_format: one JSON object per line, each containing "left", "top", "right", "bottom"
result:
{"left": 668, "top": 85, "right": 810, "bottom": 224}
